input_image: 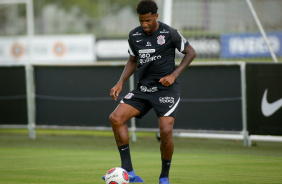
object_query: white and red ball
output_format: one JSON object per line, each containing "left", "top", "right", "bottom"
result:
{"left": 105, "top": 167, "right": 129, "bottom": 184}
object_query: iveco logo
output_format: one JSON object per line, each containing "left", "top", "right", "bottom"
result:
{"left": 261, "top": 89, "right": 282, "bottom": 117}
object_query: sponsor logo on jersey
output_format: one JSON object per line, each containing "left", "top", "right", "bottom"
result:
{"left": 136, "top": 40, "right": 142, "bottom": 42}
{"left": 140, "top": 86, "right": 158, "bottom": 93}
{"left": 157, "top": 35, "right": 166, "bottom": 45}
{"left": 133, "top": 32, "right": 142, "bottom": 36}
{"left": 159, "top": 96, "right": 175, "bottom": 108}
{"left": 124, "top": 93, "right": 134, "bottom": 99}
{"left": 160, "top": 29, "right": 169, "bottom": 33}
{"left": 146, "top": 41, "right": 152, "bottom": 46}
{"left": 139, "top": 53, "right": 151, "bottom": 59}
{"left": 139, "top": 49, "right": 155, "bottom": 54}
{"left": 139, "top": 55, "right": 161, "bottom": 65}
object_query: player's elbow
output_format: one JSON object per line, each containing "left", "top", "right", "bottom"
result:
{"left": 190, "top": 46, "right": 196, "bottom": 59}
{"left": 183, "top": 45, "right": 196, "bottom": 60}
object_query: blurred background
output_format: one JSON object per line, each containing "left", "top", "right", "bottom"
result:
{"left": 0, "top": 0, "right": 281, "bottom": 144}
{"left": 0, "top": 0, "right": 281, "bottom": 62}
{"left": 0, "top": 2, "right": 282, "bottom": 183}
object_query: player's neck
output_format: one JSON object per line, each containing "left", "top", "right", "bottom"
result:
{"left": 146, "top": 21, "right": 160, "bottom": 36}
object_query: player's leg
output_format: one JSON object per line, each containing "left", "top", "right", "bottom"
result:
{"left": 110, "top": 103, "right": 140, "bottom": 146}
{"left": 103, "top": 90, "right": 148, "bottom": 182}
{"left": 152, "top": 91, "right": 180, "bottom": 184}
{"left": 109, "top": 103, "right": 140, "bottom": 174}
{"left": 158, "top": 116, "right": 174, "bottom": 184}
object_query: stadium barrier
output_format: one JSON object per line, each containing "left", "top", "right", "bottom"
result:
{"left": 0, "top": 62, "right": 282, "bottom": 146}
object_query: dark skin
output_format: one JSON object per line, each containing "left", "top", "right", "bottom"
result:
{"left": 109, "top": 12, "right": 196, "bottom": 160}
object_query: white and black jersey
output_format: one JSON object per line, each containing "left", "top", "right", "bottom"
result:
{"left": 128, "top": 21, "right": 189, "bottom": 93}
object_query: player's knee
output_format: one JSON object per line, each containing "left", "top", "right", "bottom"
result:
{"left": 109, "top": 112, "right": 117, "bottom": 123}
{"left": 159, "top": 126, "right": 173, "bottom": 138}
{"left": 109, "top": 112, "right": 122, "bottom": 125}
{"left": 159, "top": 118, "right": 174, "bottom": 137}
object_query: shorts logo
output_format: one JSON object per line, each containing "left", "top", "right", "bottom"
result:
{"left": 124, "top": 93, "right": 134, "bottom": 99}
{"left": 159, "top": 96, "right": 175, "bottom": 108}
{"left": 140, "top": 86, "right": 158, "bottom": 92}
{"left": 157, "top": 35, "right": 165, "bottom": 45}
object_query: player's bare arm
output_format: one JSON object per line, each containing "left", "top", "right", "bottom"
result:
{"left": 159, "top": 44, "right": 196, "bottom": 87}
{"left": 110, "top": 55, "right": 138, "bottom": 101}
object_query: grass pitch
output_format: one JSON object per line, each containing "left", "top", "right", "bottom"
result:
{"left": 0, "top": 129, "right": 282, "bottom": 184}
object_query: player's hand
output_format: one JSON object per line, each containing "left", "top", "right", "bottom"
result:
{"left": 110, "top": 84, "right": 122, "bottom": 101}
{"left": 159, "top": 73, "right": 176, "bottom": 87}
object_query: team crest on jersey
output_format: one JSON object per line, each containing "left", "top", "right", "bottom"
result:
{"left": 157, "top": 35, "right": 165, "bottom": 45}
{"left": 124, "top": 93, "right": 134, "bottom": 99}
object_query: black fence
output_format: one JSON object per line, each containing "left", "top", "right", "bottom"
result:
{"left": 35, "top": 65, "right": 129, "bottom": 127}
{"left": 246, "top": 63, "right": 282, "bottom": 135}
{"left": 0, "top": 66, "right": 27, "bottom": 125}
{"left": 0, "top": 63, "right": 281, "bottom": 135}
{"left": 136, "top": 65, "right": 242, "bottom": 131}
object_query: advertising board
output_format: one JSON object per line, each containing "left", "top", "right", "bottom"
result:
{"left": 0, "top": 35, "right": 95, "bottom": 63}
{"left": 246, "top": 63, "right": 282, "bottom": 135}
{"left": 221, "top": 32, "right": 282, "bottom": 58}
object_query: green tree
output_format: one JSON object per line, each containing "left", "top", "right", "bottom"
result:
{"left": 38, "top": 0, "right": 137, "bottom": 18}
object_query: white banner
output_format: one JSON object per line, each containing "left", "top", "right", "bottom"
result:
{"left": 0, "top": 35, "right": 95, "bottom": 64}
{"left": 96, "top": 39, "right": 128, "bottom": 60}
{"left": 96, "top": 38, "right": 221, "bottom": 60}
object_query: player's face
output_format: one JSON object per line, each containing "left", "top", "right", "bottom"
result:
{"left": 139, "top": 13, "right": 159, "bottom": 35}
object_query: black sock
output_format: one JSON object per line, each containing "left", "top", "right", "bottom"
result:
{"left": 160, "top": 158, "right": 171, "bottom": 179}
{"left": 118, "top": 144, "right": 133, "bottom": 172}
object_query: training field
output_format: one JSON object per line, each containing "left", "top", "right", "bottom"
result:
{"left": 0, "top": 129, "right": 282, "bottom": 184}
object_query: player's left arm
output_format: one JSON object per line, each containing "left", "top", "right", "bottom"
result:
{"left": 159, "top": 44, "right": 196, "bottom": 86}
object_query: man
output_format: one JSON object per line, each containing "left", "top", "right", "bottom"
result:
{"left": 105, "top": 0, "right": 196, "bottom": 183}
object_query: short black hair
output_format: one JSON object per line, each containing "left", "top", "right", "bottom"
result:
{"left": 136, "top": 0, "right": 158, "bottom": 15}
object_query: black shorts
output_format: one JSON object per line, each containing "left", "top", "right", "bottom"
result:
{"left": 121, "top": 88, "right": 180, "bottom": 119}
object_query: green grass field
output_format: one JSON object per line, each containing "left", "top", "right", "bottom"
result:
{"left": 1, "top": 129, "right": 282, "bottom": 184}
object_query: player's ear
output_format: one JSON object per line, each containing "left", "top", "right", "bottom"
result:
{"left": 155, "top": 13, "right": 158, "bottom": 20}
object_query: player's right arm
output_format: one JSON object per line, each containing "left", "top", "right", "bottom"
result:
{"left": 110, "top": 55, "right": 137, "bottom": 101}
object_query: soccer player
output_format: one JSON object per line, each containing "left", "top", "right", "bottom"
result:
{"left": 106, "top": 0, "right": 196, "bottom": 183}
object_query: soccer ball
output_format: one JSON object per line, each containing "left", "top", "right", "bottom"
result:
{"left": 105, "top": 167, "right": 129, "bottom": 184}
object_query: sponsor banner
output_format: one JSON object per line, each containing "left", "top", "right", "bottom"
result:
{"left": 221, "top": 32, "right": 282, "bottom": 58}
{"left": 96, "top": 39, "right": 128, "bottom": 60}
{"left": 0, "top": 35, "right": 95, "bottom": 63}
{"left": 177, "top": 37, "right": 221, "bottom": 58}
{"left": 97, "top": 37, "right": 221, "bottom": 60}
{"left": 246, "top": 63, "right": 282, "bottom": 135}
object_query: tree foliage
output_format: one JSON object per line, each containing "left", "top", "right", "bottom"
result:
{"left": 38, "top": 0, "right": 138, "bottom": 18}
